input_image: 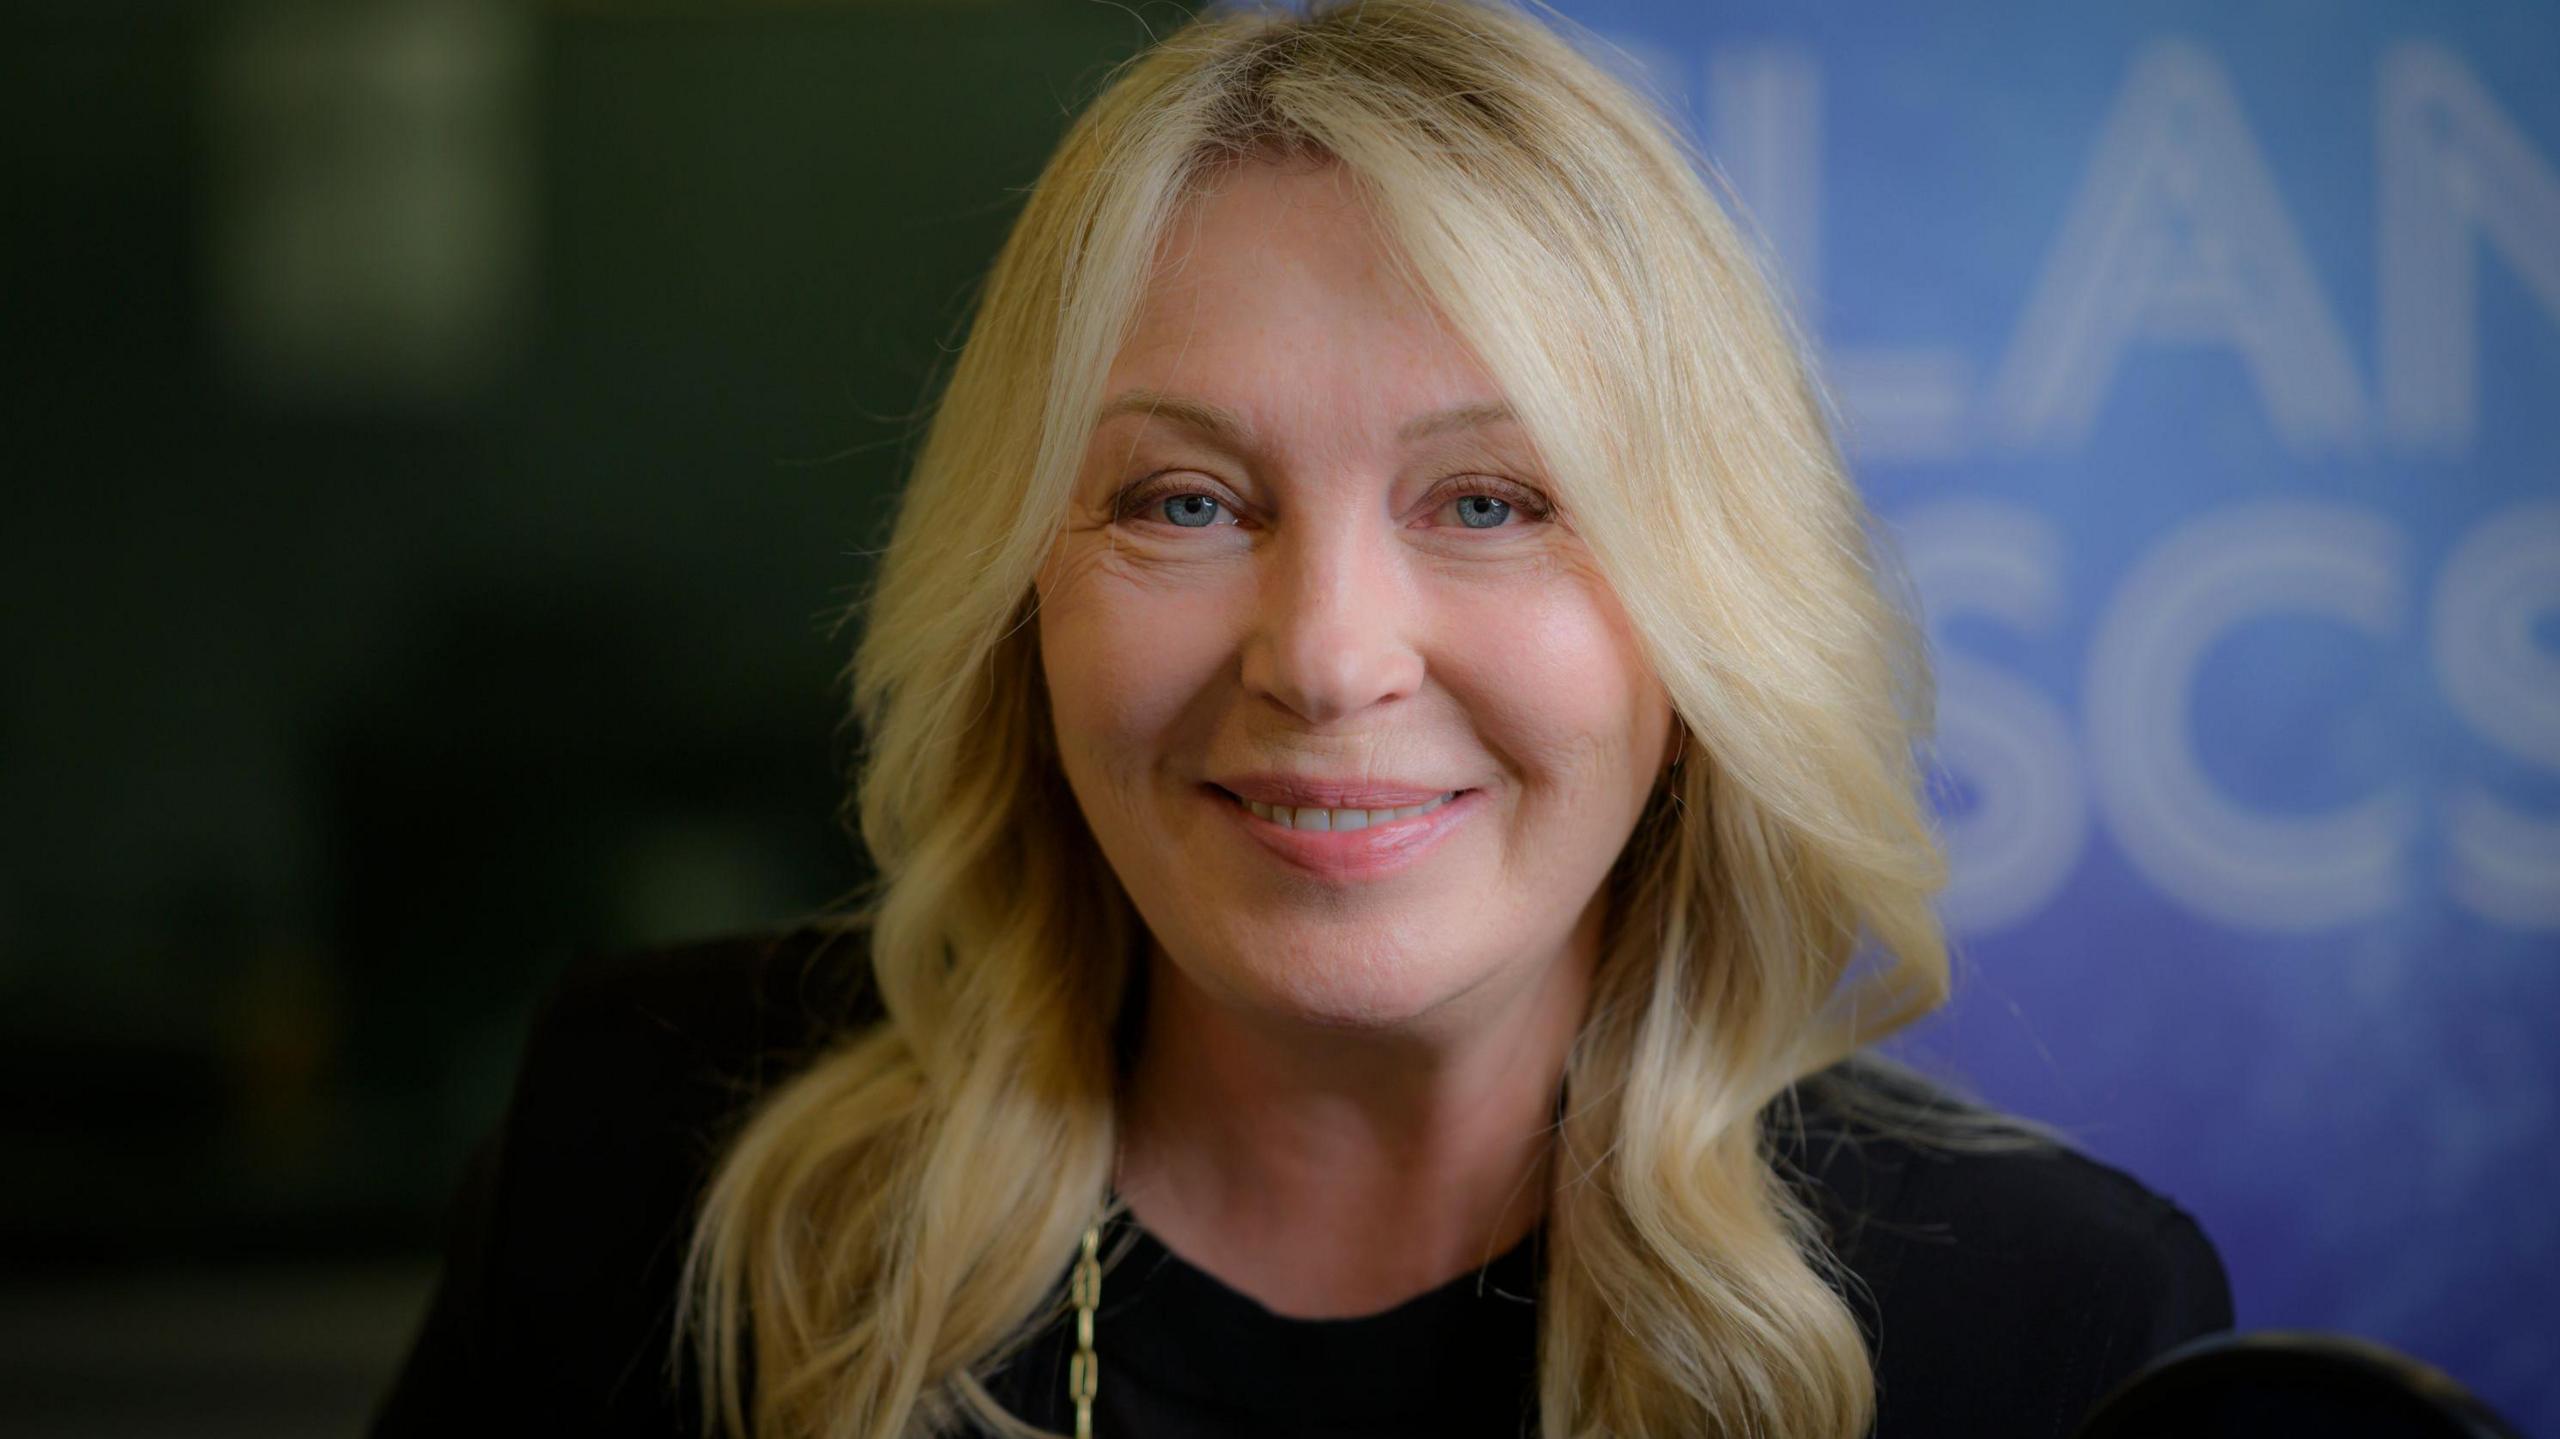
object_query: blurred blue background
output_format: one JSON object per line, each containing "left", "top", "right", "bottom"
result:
{"left": 3, "top": 0, "right": 2551, "bottom": 1434}
{"left": 1550, "top": 0, "right": 2558, "bottom": 1429}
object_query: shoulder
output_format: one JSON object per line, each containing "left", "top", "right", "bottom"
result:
{"left": 499, "top": 921, "right": 884, "bottom": 1233}
{"left": 498, "top": 925, "right": 882, "bottom": 1206}
{"left": 522, "top": 924, "right": 881, "bottom": 1111}
{"left": 373, "top": 927, "right": 879, "bottom": 1435}
{"left": 1780, "top": 1057, "right": 2235, "bottom": 1439}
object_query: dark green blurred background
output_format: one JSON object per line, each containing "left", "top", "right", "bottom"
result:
{"left": 4, "top": 1, "right": 1188, "bottom": 1431}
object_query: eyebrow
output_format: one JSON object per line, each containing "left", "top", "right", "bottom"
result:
{"left": 1092, "top": 390, "right": 1518, "bottom": 447}
{"left": 1095, "top": 390, "right": 1253, "bottom": 446}
{"left": 1397, "top": 400, "right": 1517, "bottom": 441}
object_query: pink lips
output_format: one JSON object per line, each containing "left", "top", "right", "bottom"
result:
{"left": 1208, "top": 780, "right": 1479, "bottom": 881}
{"left": 1216, "top": 774, "right": 1457, "bottom": 809}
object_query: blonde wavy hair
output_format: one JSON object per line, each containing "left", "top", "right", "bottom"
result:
{"left": 679, "top": 3, "right": 2022, "bottom": 1436}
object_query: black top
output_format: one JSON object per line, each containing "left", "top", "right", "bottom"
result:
{"left": 1036, "top": 1209, "right": 1545, "bottom": 1437}
{"left": 370, "top": 929, "right": 2235, "bottom": 1438}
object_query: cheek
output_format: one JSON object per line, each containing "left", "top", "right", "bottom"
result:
{"left": 1037, "top": 554, "right": 1241, "bottom": 779}
{"left": 1439, "top": 571, "right": 1666, "bottom": 796}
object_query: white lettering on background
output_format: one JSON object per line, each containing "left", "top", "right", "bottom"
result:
{"left": 1701, "top": 44, "right": 1974, "bottom": 460}
{"left": 2085, "top": 503, "right": 2413, "bottom": 930}
{"left": 1705, "top": 45, "right": 1823, "bottom": 316}
{"left": 1896, "top": 501, "right": 2090, "bottom": 932}
{"left": 2433, "top": 502, "right": 2560, "bottom": 928}
{"left": 1614, "top": 29, "right": 2560, "bottom": 931}
{"left": 2379, "top": 43, "right": 2560, "bottom": 451}
{"left": 1985, "top": 41, "right": 2366, "bottom": 455}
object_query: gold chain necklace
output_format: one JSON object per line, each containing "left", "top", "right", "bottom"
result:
{"left": 1068, "top": 1223, "right": 1103, "bottom": 1439}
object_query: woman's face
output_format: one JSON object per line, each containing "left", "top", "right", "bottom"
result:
{"left": 1036, "top": 160, "right": 1675, "bottom": 1030}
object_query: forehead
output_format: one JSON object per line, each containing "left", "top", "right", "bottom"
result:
{"left": 1102, "top": 160, "right": 1504, "bottom": 440}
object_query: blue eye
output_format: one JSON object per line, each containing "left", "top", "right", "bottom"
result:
{"left": 1161, "top": 494, "right": 1222, "bottom": 528}
{"left": 1453, "top": 495, "right": 1512, "bottom": 529}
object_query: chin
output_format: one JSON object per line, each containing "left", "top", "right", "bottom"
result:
{"left": 1178, "top": 923, "right": 1487, "bottom": 1030}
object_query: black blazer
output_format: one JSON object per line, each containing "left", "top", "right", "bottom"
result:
{"left": 371, "top": 929, "right": 2234, "bottom": 1437}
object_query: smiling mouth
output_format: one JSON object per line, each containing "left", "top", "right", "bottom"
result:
{"left": 1214, "top": 787, "right": 1466, "bottom": 832}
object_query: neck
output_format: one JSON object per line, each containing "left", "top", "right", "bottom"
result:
{"left": 1112, "top": 901, "right": 1600, "bottom": 1318}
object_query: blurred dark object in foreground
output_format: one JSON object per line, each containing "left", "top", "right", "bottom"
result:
{"left": 2075, "top": 1332, "right": 2526, "bottom": 1439}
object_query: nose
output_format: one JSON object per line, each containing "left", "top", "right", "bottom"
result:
{"left": 1238, "top": 517, "right": 1425, "bottom": 725}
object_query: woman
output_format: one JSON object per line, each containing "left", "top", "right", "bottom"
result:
{"left": 375, "top": 3, "right": 2231, "bottom": 1437}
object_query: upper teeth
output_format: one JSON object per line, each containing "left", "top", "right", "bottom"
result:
{"left": 1241, "top": 793, "right": 1456, "bottom": 831}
